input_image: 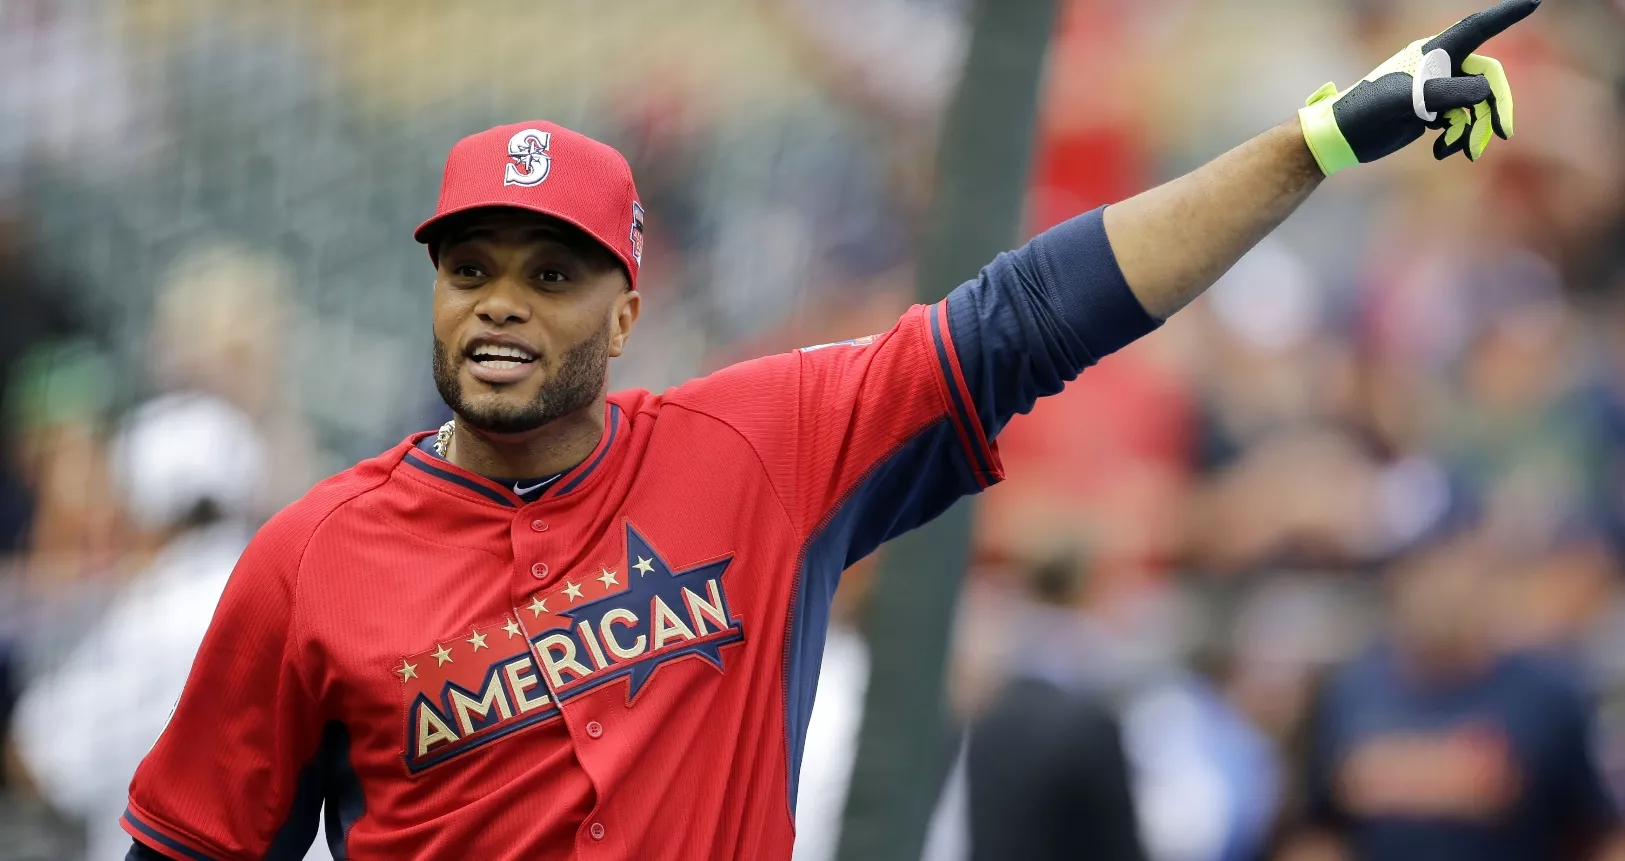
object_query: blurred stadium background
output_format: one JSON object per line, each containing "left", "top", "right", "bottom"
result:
{"left": 1, "top": 0, "right": 1623, "bottom": 859}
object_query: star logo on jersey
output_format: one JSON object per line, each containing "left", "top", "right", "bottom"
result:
{"left": 395, "top": 523, "right": 744, "bottom": 775}
{"left": 529, "top": 523, "right": 744, "bottom": 704}
{"left": 398, "top": 618, "right": 559, "bottom": 775}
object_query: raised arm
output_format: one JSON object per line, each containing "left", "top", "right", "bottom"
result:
{"left": 942, "top": 0, "right": 1538, "bottom": 442}
{"left": 1103, "top": 121, "right": 1321, "bottom": 320}
{"left": 1107, "top": 0, "right": 1537, "bottom": 319}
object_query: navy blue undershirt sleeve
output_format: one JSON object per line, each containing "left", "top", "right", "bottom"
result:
{"left": 944, "top": 205, "right": 1160, "bottom": 439}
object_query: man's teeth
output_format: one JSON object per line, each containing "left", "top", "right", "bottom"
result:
{"left": 472, "top": 344, "right": 535, "bottom": 366}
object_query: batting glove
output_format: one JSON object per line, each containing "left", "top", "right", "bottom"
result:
{"left": 1298, "top": 0, "right": 1539, "bottom": 176}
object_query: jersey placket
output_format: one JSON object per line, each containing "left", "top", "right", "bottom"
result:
{"left": 509, "top": 492, "right": 619, "bottom": 852}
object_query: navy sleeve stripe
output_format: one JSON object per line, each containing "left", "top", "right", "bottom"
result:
{"left": 402, "top": 452, "right": 517, "bottom": 507}
{"left": 122, "top": 809, "right": 219, "bottom": 861}
{"left": 929, "top": 303, "right": 997, "bottom": 488}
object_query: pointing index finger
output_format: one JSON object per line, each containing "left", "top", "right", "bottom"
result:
{"left": 1423, "top": 0, "right": 1541, "bottom": 62}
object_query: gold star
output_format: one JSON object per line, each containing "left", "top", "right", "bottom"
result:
{"left": 396, "top": 660, "right": 418, "bottom": 682}
{"left": 467, "top": 630, "right": 488, "bottom": 651}
{"left": 598, "top": 566, "right": 619, "bottom": 589}
{"left": 432, "top": 643, "right": 454, "bottom": 666}
{"left": 634, "top": 556, "right": 654, "bottom": 576}
{"left": 529, "top": 596, "right": 548, "bottom": 617}
{"left": 502, "top": 617, "right": 522, "bottom": 638}
{"left": 563, "top": 579, "right": 584, "bottom": 602}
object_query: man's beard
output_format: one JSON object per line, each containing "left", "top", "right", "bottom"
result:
{"left": 432, "top": 323, "right": 610, "bottom": 435}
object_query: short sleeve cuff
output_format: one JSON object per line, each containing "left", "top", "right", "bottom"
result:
{"left": 927, "top": 302, "right": 1004, "bottom": 489}
{"left": 122, "top": 805, "right": 223, "bottom": 861}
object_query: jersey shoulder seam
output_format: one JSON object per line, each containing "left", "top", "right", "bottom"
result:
{"left": 646, "top": 399, "right": 799, "bottom": 533}
{"left": 284, "top": 462, "right": 399, "bottom": 704}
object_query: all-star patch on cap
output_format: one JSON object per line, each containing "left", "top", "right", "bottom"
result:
{"left": 415, "top": 121, "right": 645, "bottom": 287}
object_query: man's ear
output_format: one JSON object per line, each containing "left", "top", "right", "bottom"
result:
{"left": 609, "top": 290, "right": 641, "bottom": 358}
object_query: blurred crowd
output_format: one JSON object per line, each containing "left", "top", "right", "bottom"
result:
{"left": 0, "top": 0, "right": 1622, "bottom": 859}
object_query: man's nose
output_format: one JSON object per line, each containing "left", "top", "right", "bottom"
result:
{"left": 473, "top": 278, "right": 530, "bottom": 325}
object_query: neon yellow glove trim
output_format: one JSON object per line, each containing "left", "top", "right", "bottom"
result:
{"left": 1297, "top": 81, "right": 1358, "bottom": 177}
{"left": 1444, "top": 107, "right": 1470, "bottom": 146}
{"left": 1468, "top": 100, "right": 1493, "bottom": 159}
{"left": 1461, "top": 53, "right": 1513, "bottom": 137}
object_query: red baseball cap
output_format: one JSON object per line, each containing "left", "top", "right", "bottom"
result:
{"left": 414, "top": 121, "right": 645, "bottom": 286}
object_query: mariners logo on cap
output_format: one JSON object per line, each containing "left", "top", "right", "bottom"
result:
{"left": 629, "top": 201, "right": 645, "bottom": 265}
{"left": 503, "top": 129, "right": 552, "bottom": 187}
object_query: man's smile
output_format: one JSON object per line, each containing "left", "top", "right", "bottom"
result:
{"left": 465, "top": 333, "right": 540, "bottom": 385}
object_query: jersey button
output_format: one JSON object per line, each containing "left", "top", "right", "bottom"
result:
{"left": 589, "top": 822, "right": 606, "bottom": 840}
{"left": 585, "top": 721, "right": 603, "bottom": 739}
{"left": 531, "top": 562, "right": 549, "bottom": 579}
{"left": 530, "top": 519, "right": 548, "bottom": 532}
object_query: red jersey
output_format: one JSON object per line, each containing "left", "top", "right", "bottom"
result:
{"left": 124, "top": 300, "right": 998, "bottom": 861}
{"left": 124, "top": 205, "right": 1156, "bottom": 861}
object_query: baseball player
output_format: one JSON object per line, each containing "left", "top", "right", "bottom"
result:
{"left": 122, "top": 2, "right": 1536, "bottom": 858}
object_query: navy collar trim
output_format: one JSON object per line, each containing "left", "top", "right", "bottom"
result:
{"left": 401, "top": 401, "right": 623, "bottom": 507}
{"left": 551, "top": 403, "right": 621, "bottom": 498}
{"left": 402, "top": 451, "right": 518, "bottom": 507}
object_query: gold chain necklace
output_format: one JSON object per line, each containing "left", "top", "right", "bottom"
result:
{"left": 432, "top": 419, "right": 455, "bottom": 459}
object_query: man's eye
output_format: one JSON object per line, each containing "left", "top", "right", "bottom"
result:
{"left": 453, "top": 264, "right": 484, "bottom": 278}
{"left": 539, "top": 270, "right": 568, "bottom": 283}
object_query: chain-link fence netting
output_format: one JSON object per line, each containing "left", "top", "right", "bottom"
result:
{"left": 3, "top": 0, "right": 951, "bottom": 469}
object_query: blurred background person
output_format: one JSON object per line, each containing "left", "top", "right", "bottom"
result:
{"left": 0, "top": 206, "right": 98, "bottom": 560}
{"left": 1281, "top": 524, "right": 1625, "bottom": 861}
{"left": 962, "top": 551, "right": 1147, "bottom": 861}
{"left": 145, "top": 243, "right": 320, "bottom": 515}
{"left": 5, "top": 392, "right": 333, "bottom": 861}
{"left": 0, "top": 150, "right": 111, "bottom": 859}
